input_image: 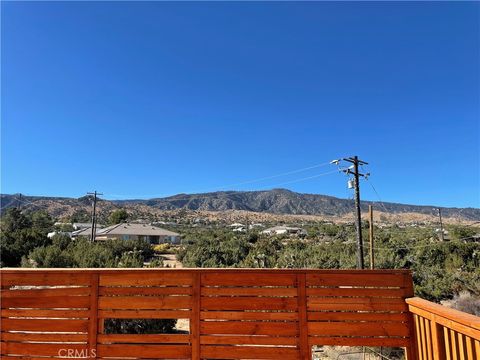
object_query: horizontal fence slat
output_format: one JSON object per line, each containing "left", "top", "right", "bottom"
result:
{"left": 2, "top": 318, "right": 89, "bottom": 332}
{"left": 99, "top": 296, "right": 192, "bottom": 310}
{"left": 2, "top": 357, "right": 78, "bottom": 360}
{"left": 307, "top": 287, "right": 407, "bottom": 298}
{"left": 100, "top": 272, "right": 193, "bottom": 286}
{"left": 98, "top": 309, "right": 191, "bottom": 319}
{"left": 99, "top": 286, "right": 192, "bottom": 296}
{"left": 97, "top": 344, "right": 191, "bottom": 358}
{"left": 2, "top": 296, "right": 90, "bottom": 308}
{"left": 98, "top": 334, "right": 190, "bottom": 344}
{"left": 200, "top": 321, "right": 298, "bottom": 336}
{"left": 308, "top": 297, "right": 406, "bottom": 304}
{"left": 2, "top": 342, "right": 88, "bottom": 356}
{"left": 200, "top": 335, "right": 298, "bottom": 346}
{"left": 2, "top": 287, "right": 90, "bottom": 297}
{"left": 202, "top": 286, "right": 297, "bottom": 297}
{"left": 201, "top": 345, "right": 299, "bottom": 359}
{"left": 1, "top": 273, "right": 92, "bottom": 287}
{"left": 308, "top": 311, "right": 409, "bottom": 322}
{"left": 308, "top": 301, "right": 408, "bottom": 312}
{"left": 308, "top": 336, "right": 410, "bottom": 347}
{"left": 308, "top": 321, "right": 410, "bottom": 337}
{"left": 1, "top": 308, "right": 90, "bottom": 318}
{"left": 1, "top": 332, "right": 88, "bottom": 342}
{"left": 307, "top": 273, "right": 407, "bottom": 287}
{"left": 201, "top": 310, "right": 298, "bottom": 321}
{"left": 201, "top": 273, "right": 296, "bottom": 286}
{"left": 201, "top": 296, "right": 297, "bottom": 311}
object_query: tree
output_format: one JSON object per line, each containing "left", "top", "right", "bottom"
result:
{"left": 31, "top": 210, "right": 54, "bottom": 234}
{"left": 70, "top": 210, "right": 91, "bottom": 223}
{"left": 1, "top": 209, "right": 51, "bottom": 267}
{"left": 108, "top": 209, "right": 129, "bottom": 225}
{"left": 1, "top": 208, "right": 31, "bottom": 233}
{"left": 24, "top": 245, "right": 73, "bottom": 267}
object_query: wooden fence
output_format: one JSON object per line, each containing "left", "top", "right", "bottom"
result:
{"left": 3, "top": 269, "right": 479, "bottom": 359}
{"left": 407, "top": 297, "right": 480, "bottom": 360}
{"left": 1, "top": 269, "right": 415, "bottom": 359}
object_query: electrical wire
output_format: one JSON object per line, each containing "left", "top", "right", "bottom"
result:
{"left": 364, "top": 177, "right": 391, "bottom": 214}
{"left": 124, "top": 168, "right": 341, "bottom": 202}
{"left": 260, "top": 169, "right": 339, "bottom": 187}
{"left": 104, "top": 160, "right": 335, "bottom": 199}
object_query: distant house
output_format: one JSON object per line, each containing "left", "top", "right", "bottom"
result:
{"left": 95, "top": 223, "right": 181, "bottom": 244}
{"left": 229, "top": 223, "right": 244, "bottom": 228}
{"left": 462, "top": 234, "right": 480, "bottom": 243}
{"left": 261, "top": 226, "right": 307, "bottom": 236}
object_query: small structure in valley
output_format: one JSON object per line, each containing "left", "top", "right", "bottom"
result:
{"left": 261, "top": 225, "right": 306, "bottom": 236}
{"left": 95, "top": 223, "right": 181, "bottom": 244}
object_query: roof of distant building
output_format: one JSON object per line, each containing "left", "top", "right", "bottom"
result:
{"left": 71, "top": 227, "right": 101, "bottom": 237}
{"left": 96, "top": 223, "right": 180, "bottom": 237}
{"left": 263, "top": 226, "right": 304, "bottom": 231}
{"left": 73, "top": 222, "right": 93, "bottom": 227}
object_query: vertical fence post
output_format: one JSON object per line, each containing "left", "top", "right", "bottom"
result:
{"left": 297, "top": 273, "right": 310, "bottom": 360}
{"left": 405, "top": 274, "right": 418, "bottom": 360}
{"left": 191, "top": 272, "right": 201, "bottom": 360}
{"left": 430, "top": 315, "right": 446, "bottom": 360}
{"left": 88, "top": 272, "right": 99, "bottom": 360}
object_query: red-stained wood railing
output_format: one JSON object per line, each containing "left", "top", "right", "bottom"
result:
{"left": 407, "top": 297, "right": 480, "bottom": 360}
{"left": 0, "top": 268, "right": 418, "bottom": 359}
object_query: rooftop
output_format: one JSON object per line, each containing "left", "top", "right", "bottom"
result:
{"left": 96, "top": 223, "right": 180, "bottom": 237}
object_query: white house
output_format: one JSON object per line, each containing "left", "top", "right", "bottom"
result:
{"left": 261, "top": 226, "right": 307, "bottom": 236}
{"left": 95, "top": 223, "right": 181, "bottom": 244}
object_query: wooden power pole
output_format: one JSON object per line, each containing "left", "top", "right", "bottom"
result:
{"left": 334, "top": 156, "right": 369, "bottom": 269}
{"left": 369, "top": 205, "right": 374, "bottom": 269}
{"left": 438, "top": 208, "right": 445, "bottom": 241}
{"left": 87, "top": 191, "right": 103, "bottom": 242}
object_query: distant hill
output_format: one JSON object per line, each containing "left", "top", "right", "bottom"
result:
{"left": 115, "top": 189, "right": 480, "bottom": 220}
{"left": 2, "top": 189, "right": 479, "bottom": 222}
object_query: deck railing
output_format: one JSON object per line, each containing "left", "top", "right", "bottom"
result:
{"left": 0, "top": 268, "right": 479, "bottom": 359}
{"left": 407, "top": 297, "right": 480, "bottom": 360}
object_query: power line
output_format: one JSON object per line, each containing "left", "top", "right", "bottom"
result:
{"left": 263, "top": 169, "right": 339, "bottom": 187}
{"left": 364, "top": 177, "right": 391, "bottom": 214}
{"left": 217, "top": 161, "right": 333, "bottom": 188}
{"left": 127, "top": 169, "right": 340, "bottom": 203}
{"left": 104, "top": 160, "right": 335, "bottom": 199}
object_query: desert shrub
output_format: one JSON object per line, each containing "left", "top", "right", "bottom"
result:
{"left": 153, "top": 243, "right": 171, "bottom": 254}
{"left": 104, "top": 319, "right": 176, "bottom": 334}
{"left": 447, "top": 291, "right": 480, "bottom": 316}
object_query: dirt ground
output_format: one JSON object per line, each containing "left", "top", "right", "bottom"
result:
{"left": 160, "top": 253, "right": 183, "bottom": 268}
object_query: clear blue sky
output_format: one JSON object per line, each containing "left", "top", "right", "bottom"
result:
{"left": 2, "top": 2, "right": 479, "bottom": 208}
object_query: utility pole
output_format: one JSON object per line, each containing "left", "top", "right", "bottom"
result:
{"left": 369, "top": 205, "right": 374, "bottom": 270}
{"left": 438, "top": 208, "right": 445, "bottom": 241}
{"left": 87, "top": 191, "right": 103, "bottom": 242}
{"left": 332, "top": 156, "right": 369, "bottom": 269}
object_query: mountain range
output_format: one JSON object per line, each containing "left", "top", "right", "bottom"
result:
{"left": 1, "top": 189, "right": 479, "bottom": 222}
